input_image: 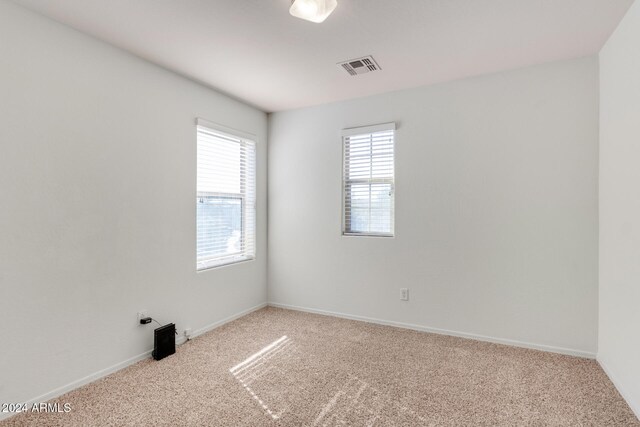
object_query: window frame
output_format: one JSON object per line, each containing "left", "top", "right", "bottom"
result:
{"left": 196, "top": 118, "right": 256, "bottom": 271}
{"left": 341, "top": 122, "right": 396, "bottom": 238}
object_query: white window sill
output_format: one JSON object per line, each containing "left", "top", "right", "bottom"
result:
{"left": 197, "top": 256, "right": 254, "bottom": 272}
{"left": 342, "top": 232, "right": 395, "bottom": 238}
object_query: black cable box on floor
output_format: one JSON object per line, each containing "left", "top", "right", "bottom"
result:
{"left": 152, "top": 323, "right": 176, "bottom": 361}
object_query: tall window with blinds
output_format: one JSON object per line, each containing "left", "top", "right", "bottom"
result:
{"left": 196, "top": 120, "right": 256, "bottom": 270}
{"left": 342, "top": 123, "right": 395, "bottom": 237}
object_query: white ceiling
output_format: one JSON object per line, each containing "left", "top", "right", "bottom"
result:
{"left": 12, "top": 0, "right": 634, "bottom": 112}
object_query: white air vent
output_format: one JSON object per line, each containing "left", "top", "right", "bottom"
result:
{"left": 338, "top": 56, "right": 381, "bottom": 76}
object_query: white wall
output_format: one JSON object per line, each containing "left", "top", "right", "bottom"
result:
{"left": 268, "top": 57, "right": 599, "bottom": 356}
{"left": 599, "top": 0, "right": 640, "bottom": 418}
{"left": 0, "top": 0, "right": 267, "bottom": 414}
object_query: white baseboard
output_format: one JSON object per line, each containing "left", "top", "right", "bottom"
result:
{"left": 177, "top": 302, "right": 267, "bottom": 345}
{"left": 0, "top": 302, "right": 267, "bottom": 422}
{"left": 597, "top": 356, "right": 640, "bottom": 421}
{"left": 0, "top": 350, "right": 151, "bottom": 422}
{"left": 267, "top": 302, "right": 596, "bottom": 359}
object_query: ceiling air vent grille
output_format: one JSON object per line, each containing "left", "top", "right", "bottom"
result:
{"left": 338, "top": 55, "right": 381, "bottom": 76}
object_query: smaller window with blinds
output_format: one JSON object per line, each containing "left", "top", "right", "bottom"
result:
{"left": 197, "top": 119, "right": 256, "bottom": 270}
{"left": 342, "top": 123, "right": 395, "bottom": 237}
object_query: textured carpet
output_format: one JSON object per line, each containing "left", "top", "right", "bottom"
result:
{"left": 3, "top": 307, "right": 638, "bottom": 426}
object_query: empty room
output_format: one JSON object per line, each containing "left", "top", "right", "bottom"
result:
{"left": 1, "top": 0, "right": 639, "bottom": 425}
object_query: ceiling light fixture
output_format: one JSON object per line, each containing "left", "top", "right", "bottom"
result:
{"left": 289, "top": 0, "right": 338, "bottom": 23}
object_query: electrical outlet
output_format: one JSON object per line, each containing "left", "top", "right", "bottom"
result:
{"left": 137, "top": 310, "right": 148, "bottom": 321}
{"left": 184, "top": 328, "right": 192, "bottom": 339}
{"left": 400, "top": 288, "right": 409, "bottom": 301}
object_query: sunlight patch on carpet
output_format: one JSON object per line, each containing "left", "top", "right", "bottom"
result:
{"left": 229, "top": 335, "right": 297, "bottom": 420}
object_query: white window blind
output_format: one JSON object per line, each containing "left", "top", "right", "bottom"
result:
{"left": 196, "top": 119, "right": 256, "bottom": 270}
{"left": 342, "top": 123, "right": 395, "bottom": 237}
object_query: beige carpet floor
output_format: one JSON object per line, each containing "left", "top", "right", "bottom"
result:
{"left": 3, "top": 307, "right": 639, "bottom": 426}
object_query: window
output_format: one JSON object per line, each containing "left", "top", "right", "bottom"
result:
{"left": 197, "top": 119, "right": 256, "bottom": 270}
{"left": 342, "top": 123, "right": 395, "bottom": 237}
